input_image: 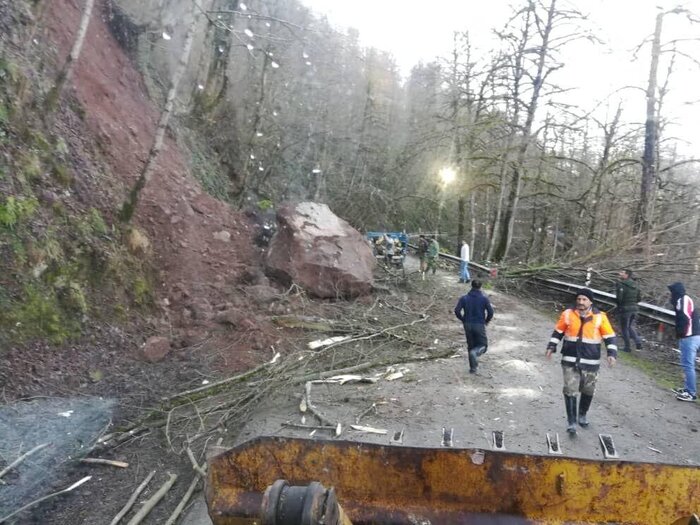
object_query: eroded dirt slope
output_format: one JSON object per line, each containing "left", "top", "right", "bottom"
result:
{"left": 43, "top": 0, "right": 269, "bottom": 357}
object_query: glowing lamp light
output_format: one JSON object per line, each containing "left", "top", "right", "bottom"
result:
{"left": 439, "top": 167, "right": 456, "bottom": 185}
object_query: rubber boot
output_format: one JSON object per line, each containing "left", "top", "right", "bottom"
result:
{"left": 578, "top": 393, "right": 593, "bottom": 427}
{"left": 564, "top": 395, "right": 577, "bottom": 434}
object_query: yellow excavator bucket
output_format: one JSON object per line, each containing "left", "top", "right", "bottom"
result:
{"left": 206, "top": 436, "right": 699, "bottom": 525}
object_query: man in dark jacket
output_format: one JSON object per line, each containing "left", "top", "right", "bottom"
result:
{"left": 668, "top": 282, "right": 699, "bottom": 402}
{"left": 454, "top": 280, "right": 494, "bottom": 374}
{"left": 615, "top": 269, "right": 642, "bottom": 352}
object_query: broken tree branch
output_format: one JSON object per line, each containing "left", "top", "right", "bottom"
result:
{"left": 185, "top": 447, "right": 207, "bottom": 478}
{"left": 282, "top": 422, "right": 337, "bottom": 432}
{"left": 315, "top": 316, "right": 430, "bottom": 352}
{"left": 80, "top": 458, "right": 129, "bottom": 468}
{"left": 125, "top": 473, "right": 178, "bottom": 525}
{"left": 109, "top": 470, "right": 156, "bottom": 525}
{"left": 272, "top": 315, "right": 347, "bottom": 331}
{"left": 293, "top": 344, "right": 456, "bottom": 384}
{"left": 0, "top": 476, "right": 91, "bottom": 523}
{"left": 0, "top": 442, "right": 50, "bottom": 484}
{"left": 303, "top": 381, "right": 335, "bottom": 428}
{"left": 164, "top": 471, "right": 205, "bottom": 525}
{"left": 165, "top": 361, "right": 271, "bottom": 406}
{"left": 355, "top": 403, "right": 377, "bottom": 424}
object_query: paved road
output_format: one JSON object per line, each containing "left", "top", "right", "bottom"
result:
{"left": 184, "top": 259, "right": 700, "bottom": 524}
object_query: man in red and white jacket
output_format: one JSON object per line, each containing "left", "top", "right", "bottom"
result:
{"left": 668, "top": 282, "right": 700, "bottom": 402}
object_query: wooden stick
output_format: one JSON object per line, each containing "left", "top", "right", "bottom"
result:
{"left": 0, "top": 476, "right": 91, "bottom": 523}
{"left": 109, "top": 470, "right": 156, "bottom": 525}
{"left": 293, "top": 345, "right": 455, "bottom": 384}
{"left": 303, "top": 381, "right": 335, "bottom": 427}
{"left": 125, "top": 473, "right": 178, "bottom": 525}
{"left": 81, "top": 458, "right": 129, "bottom": 468}
{"left": 0, "top": 443, "right": 50, "bottom": 483}
{"left": 185, "top": 447, "right": 207, "bottom": 478}
{"left": 282, "top": 422, "right": 337, "bottom": 432}
{"left": 164, "top": 362, "right": 270, "bottom": 405}
{"left": 355, "top": 403, "right": 377, "bottom": 424}
{"left": 164, "top": 470, "right": 205, "bottom": 525}
{"left": 303, "top": 382, "right": 341, "bottom": 437}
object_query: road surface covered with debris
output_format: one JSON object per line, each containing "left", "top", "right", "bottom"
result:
{"left": 182, "top": 257, "right": 699, "bottom": 524}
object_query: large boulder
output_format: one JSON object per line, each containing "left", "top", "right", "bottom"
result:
{"left": 265, "top": 202, "right": 375, "bottom": 298}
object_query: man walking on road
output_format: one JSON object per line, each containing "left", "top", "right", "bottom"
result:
{"left": 417, "top": 234, "right": 429, "bottom": 279}
{"left": 546, "top": 288, "right": 617, "bottom": 434}
{"left": 454, "top": 280, "right": 494, "bottom": 374}
{"left": 668, "top": 282, "right": 699, "bottom": 402}
{"left": 459, "top": 240, "right": 471, "bottom": 283}
{"left": 615, "top": 269, "right": 642, "bottom": 352}
{"left": 426, "top": 237, "right": 439, "bottom": 276}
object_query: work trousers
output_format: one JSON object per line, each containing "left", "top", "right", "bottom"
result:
{"left": 562, "top": 365, "right": 598, "bottom": 397}
{"left": 618, "top": 312, "right": 641, "bottom": 351}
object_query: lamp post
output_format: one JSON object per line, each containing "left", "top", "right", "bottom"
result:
{"left": 436, "top": 167, "right": 456, "bottom": 238}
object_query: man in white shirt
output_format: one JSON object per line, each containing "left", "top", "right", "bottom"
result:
{"left": 459, "top": 240, "right": 470, "bottom": 283}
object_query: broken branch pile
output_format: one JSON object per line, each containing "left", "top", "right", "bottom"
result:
{"left": 101, "top": 289, "right": 455, "bottom": 450}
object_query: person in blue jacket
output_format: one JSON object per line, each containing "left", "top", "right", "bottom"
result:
{"left": 454, "top": 280, "right": 494, "bottom": 374}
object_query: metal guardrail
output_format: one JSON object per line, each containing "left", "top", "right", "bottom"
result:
{"left": 528, "top": 276, "right": 676, "bottom": 326}
{"left": 407, "top": 244, "right": 493, "bottom": 275}
{"left": 435, "top": 251, "right": 494, "bottom": 275}
{"left": 408, "top": 244, "right": 675, "bottom": 326}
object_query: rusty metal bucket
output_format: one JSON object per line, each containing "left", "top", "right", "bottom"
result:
{"left": 206, "top": 436, "right": 700, "bottom": 524}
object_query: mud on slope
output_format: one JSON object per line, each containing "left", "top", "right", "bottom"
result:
{"left": 41, "top": 0, "right": 281, "bottom": 369}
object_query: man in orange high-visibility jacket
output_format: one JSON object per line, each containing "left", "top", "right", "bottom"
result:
{"left": 546, "top": 288, "right": 617, "bottom": 434}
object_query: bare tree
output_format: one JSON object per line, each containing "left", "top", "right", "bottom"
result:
{"left": 44, "top": 0, "right": 96, "bottom": 112}
{"left": 491, "top": 0, "right": 561, "bottom": 262}
{"left": 119, "top": 2, "right": 200, "bottom": 223}
{"left": 636, "top": 6, "right": 700, "bottom": 237}
{"left": 636, "top": 10, "right": 663, "bottom": 237}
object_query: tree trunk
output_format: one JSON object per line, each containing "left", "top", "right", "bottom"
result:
{"left": 469, "top": 192, "right": 476, "bottom": 256}
{"left": 492, "top": 0, "right": 556, "bottom": 263}
{"left": 457, "top": 197, "right": 465, "bottom": 255}
{"left": 119, "top": 3, "right": 200, "bottom": 223}
{"left": 193, "top": 0, "right": 236, "bottom": 114}
{"left": 44, "top": 0, "right": 96, "bottom": 113}
{"left": 636, "top": 11, "right": 663, "bottom": 236}
{"left": 486, "top": 155, "right": 509, "bottom": 261}
{"left": 587, "top": 104, "right": 621, "bottom": 241}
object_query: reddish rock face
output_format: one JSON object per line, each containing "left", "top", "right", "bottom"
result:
{"left": 265, "top": 202, "right": 375, "bottom": 298}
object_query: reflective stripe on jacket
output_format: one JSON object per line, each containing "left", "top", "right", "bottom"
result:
{"left": 549, "top": 307, "right": 617, "bottom": 371}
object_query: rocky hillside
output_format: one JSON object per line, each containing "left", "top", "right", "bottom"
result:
{"left": 0, "top": 0, "right": 280, "bottom": 399}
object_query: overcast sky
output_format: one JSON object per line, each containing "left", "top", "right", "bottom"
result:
{"left": 300, "top": 0, "right": 700, "bottom": 157}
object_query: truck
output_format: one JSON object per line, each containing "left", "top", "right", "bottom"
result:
{"left": 205, "top": 436, "right": 700, "bottom": 525}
